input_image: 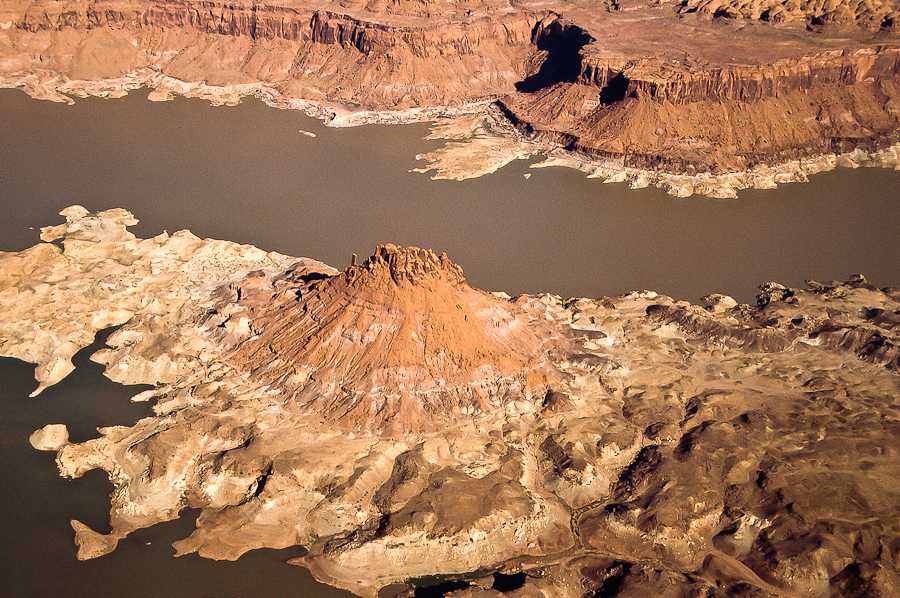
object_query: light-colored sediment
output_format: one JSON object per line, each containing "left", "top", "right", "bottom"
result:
{"left": 0, "top": 205, "right": 299, "bottom": 395}
{"left": 411, "top": 111, "right": 544, "bottom": 180}
{"left": 529, "top": 141, "right": 900, "bottom": 198}
{"left": 29, "top": 423, "right": 69, "bottom": 451}
{"left": 2, "top": 207, "right": 899, "bottom": 598}
{"left": 415, "top": 110, "right": 900, "bottom": 197}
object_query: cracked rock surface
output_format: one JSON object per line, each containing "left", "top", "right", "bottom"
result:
{"left": 2, "top": 206, "right": 899, "bottom": 597}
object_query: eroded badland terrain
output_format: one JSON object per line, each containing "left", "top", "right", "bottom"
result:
{"left": 4, "top": 208, "right": 900, "bottom": 597}
{"left": 2, "top": 0, "right": 900, "bottom": 193}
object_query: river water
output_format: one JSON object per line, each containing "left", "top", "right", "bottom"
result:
{"left": 1, "top": 87, "right": 899, "bottom": 597}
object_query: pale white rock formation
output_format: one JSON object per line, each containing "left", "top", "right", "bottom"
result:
{"left": 29, "top": 423, "right": 69, "bottom": 451}
{"left": 529, "top": 141, "right": 900, "bottom": 199}
{"left": 0, "top": 205, "right": 299, "bottom": 396}
{"left": 412, "top": 111, "right": 544, "bottom": 180}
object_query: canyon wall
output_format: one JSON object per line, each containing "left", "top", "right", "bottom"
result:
{"left": 2, "top": 0, "right": 900, "bottom": 180}
{"left": 15, "top": 0, "right": 536, "bottom": 57}
{"left": 578, "top": 49, "right": 900, "bottom": 105}
{"left": 1, "top": 0, "right": 538, "bottom": 107}
{"left": 500, "top": 8, "right": 900, "bottom": 173}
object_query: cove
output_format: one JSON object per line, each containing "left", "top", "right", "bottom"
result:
{"left": 0, "top": 332, "right": 355, "bottom": 598}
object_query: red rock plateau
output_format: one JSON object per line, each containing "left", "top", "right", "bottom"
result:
{"left": 2, "top": 0, "right": 900, "bottom": 174}
{"left": 211, "top": 244, "right": 564, "bottom": 434}
{"left": 3, "top": 208, "right": 900, "bottom": 598}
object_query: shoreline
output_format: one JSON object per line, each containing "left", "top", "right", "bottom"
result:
{"left": 3, "top": 207, "right": 900, "bottom": 598}
{"left": 3, "top": 70, "right": 899, "bottom": 198}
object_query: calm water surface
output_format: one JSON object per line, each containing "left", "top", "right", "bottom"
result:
{"left": 4, "top": 87, "right": 900, "bottom": 303}
{"left": 1, "top": 87, "right": 899, "bottom": 597}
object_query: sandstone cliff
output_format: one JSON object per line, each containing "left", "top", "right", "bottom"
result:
{"left": 2, "top": 0, "right": 900, "bottom": 183}
{"left": 500, "top": 10, "right": 900, "bottom": 173}
{"left": 3, "top": 207, "right": 900, "bottom": 598}
{"left": 1, "top": 0, "right": 537, "bottom": 107}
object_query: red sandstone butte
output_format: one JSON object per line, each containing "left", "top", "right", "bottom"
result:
{"left": 215, "top": 244, "right": 565, "bottom": 434}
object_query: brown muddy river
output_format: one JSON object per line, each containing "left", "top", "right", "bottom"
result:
{"left": 1, "top": 87, "right": 899, "bottom": 598}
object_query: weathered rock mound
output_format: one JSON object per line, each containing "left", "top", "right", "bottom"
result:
{"left": 212, "top": 244, "right": 564, "bottom": 434}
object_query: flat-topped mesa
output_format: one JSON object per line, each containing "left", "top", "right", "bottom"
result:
{"left": 214, "top": 245, "right": 565, "bottom": 434}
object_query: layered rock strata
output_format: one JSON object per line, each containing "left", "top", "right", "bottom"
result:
{"left": 211, "top": 244, "right": 564, "bottom": 434}
{"left": 0, "top": 0, "right": 536, "bottom": 108}
{"left": 2, "top": 207, "right": 900, "bottom": 597}
{"left": 2, "top": 0, "right": 900, "bottom": 193}
{"left": 499, "top": 11, "right": 900, "bottom": 176}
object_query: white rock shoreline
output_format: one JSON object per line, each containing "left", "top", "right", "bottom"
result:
{"left": 3, "top": 70, "right": 898, "bottom": 199}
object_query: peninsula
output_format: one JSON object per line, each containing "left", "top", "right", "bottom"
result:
{"left": 4, "top": 207, "right": 899, "bottom": 597}
{"left": 2, "top": 0, "right": 900, "bottom": 194}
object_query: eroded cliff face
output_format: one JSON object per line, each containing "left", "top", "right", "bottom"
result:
{"left": 2, "top": 0, "right": 900, "bottom": 188}
{"left": 211, "top": 244, "right": 565, "bottom": 434}
{"left": 0, "top": 0, "right": 537, "bottom": 108}
{"left": 3, "top": 207, "right": 900, "bottom": 598}
{"left": 499, "top": 9, "right": 900, "bottom": 174}
{"left": 677, "top": 0, "right": 900, "bottom": 28}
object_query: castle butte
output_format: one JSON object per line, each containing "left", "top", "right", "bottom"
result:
{"left": 210, "top": 243, "right": 566, "bottom": 434}
{"left": 4, "top": 207, "right": 900, "bottom": 598}
{"left": 2, "top": 0, "right": 900, "bottom": 193}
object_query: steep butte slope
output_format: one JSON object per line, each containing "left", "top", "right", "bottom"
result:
{"left": 213, "top": 244, "right": 564, "bottom": 434}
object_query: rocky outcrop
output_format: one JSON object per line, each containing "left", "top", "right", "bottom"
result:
{"left": 2, "top": 207, "right": 900, "bottom": 598}
{"left": 212, "top": 243, "right": 565, "bottom": 434}
{"left": 29, "top": 423, "right": 70, "bottom": 451}
{"left": 499, "top": 10, "right": 900, "bottom": 174}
